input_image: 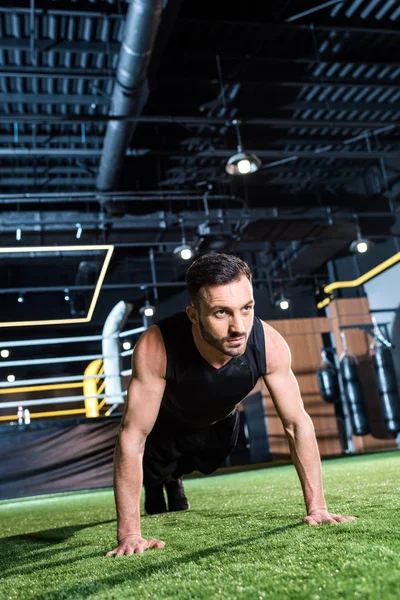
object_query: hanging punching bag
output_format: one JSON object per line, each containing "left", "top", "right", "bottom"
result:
{"left": 316, "top": 350, "right": 340, "bottom": 404}
{"left": 340, "top": 354, "right": 370, "bottom": 436}
{"left": 372, "top": 346, "right": 400, "bottom": 434}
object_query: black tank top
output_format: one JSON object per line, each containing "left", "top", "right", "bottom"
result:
{"left": 155, "top": 312, "right": 266, "bottom": 429}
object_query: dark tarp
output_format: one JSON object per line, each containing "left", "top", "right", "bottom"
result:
{"left": 0, "top": 417, "right": 121, "bottom": 500}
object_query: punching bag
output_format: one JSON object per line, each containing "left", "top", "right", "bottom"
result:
{"left": 316, "top": 350, "right": 340, "bottom": 404}
{"left": 340, "top": 354, "right": 370, "bottom": 436}
{"left": 372, "top": 346, "right": 400, "bottom": 434}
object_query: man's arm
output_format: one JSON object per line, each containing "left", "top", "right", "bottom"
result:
{"left": 106, "top": 325, "right": 167, "bottom": 556}
{"left": 262, "top": 322, "right": 355, "bottom": 526}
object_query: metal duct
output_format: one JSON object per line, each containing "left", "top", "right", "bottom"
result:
{"left": 102, "top": 300, "right": 133, "bottom": 406}
{"left": 96, "top": 0, "right": 164, "bottom": 192}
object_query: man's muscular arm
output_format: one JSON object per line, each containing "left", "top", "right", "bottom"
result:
{"left": 106, "top": 325, "right": 167, "bottom": 556}
{"left": 262, "top": 322, "right": 355, "bottom": 526}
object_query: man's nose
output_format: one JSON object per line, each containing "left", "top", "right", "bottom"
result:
{"left": 230, "top": 313, "right": 245, "bottom": 334}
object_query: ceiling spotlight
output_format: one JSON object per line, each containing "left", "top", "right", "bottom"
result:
{"left": 173, "top": 244, "right": 193, "bottom": 261}
{"left": 349, "top": 234, "right": 373, "bottom": 254}
{"left": 76, "top": 223, "right": 83, "bottom": 239}
{"left": 225, "top": 120, "right": 261, "bottom": 176}
{"left": 16, "top": 228, "right": 22, "bottom": 241}
{"left": 275, "top": 296, "right": 290, "bottom": 310}
{"left": 139, "top": 302, "right": 155, "bottom": 318}
{"left": 1, "top": 349, "right": 10, "bottom": 358}
{"left": 64, "top": 288, "right": 70, "bottom": 302}
{"left": 7, "top": 374, "right": 16, "bottom": 383}
{"left": 17, "top": 293, "right": 24, "bottom": 304}
{"left": 122, "top": 341, "right": 132, "bottom": 351}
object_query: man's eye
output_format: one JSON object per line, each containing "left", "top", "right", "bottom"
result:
{"left": 216, "top": 310, "right": 226, "bottom": 316}
{"left": 243, "top": 305, "right": 252, "bottom": 311}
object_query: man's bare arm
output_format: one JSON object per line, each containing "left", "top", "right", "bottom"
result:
{"left": 106, "top": 325, "right": 167, "bottom": 556}
{"left": 262, "top": 323, "right": 355, "bottom": 525}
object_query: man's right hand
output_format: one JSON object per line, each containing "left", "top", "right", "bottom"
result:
{"left": 105, "top": 534, "right": 166, "bottom": 557}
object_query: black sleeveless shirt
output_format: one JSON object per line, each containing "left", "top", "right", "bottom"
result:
{"left": 155, "top": 312, "right": 266, "bottom": 429}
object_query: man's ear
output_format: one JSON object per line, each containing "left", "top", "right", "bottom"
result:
{"left": 186, "top": 304, "right": 199, "bottom": 324}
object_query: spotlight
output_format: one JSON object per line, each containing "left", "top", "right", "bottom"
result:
{"left": 275, "top": 297, "right": 290, "bottom": 310}
{"left": 139, "top": 300, "right": 155, "bottom": 318}
{"left": 76, "top": 223, "right": 83, "bottom": 239}
{"left": 16, "top": 228, "right": 22, "bottom": 241}
{"left": 17, "top": 293, "right": 24, "bottom": 303}
{"left": 226, "top": 151, "right": 262, "bottom": 176}
{"left": 225, "top": 120, "right": 261, "bottom": 176}
{"left": 349, "top": 236, "right": 372, "bottom": 254}
{"left": 64, "top": 288, "right": 70, "bottom": 302}
{"left": 7, "top": 374, "right": 16, "bottom": 383}
{"left": 173, "top": 244, "right": 193, "bottom": 261}
{"left": 1, "top": 349, "right": 10, "bottom": 358}
{"left": 122, "top": 341, "right": 132, "bottom": 351}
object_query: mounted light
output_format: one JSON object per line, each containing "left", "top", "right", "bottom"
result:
{"left": 139, "top": 302, "right": 155, "bottom": 318}
{"left": 64, "top": 288, "right": 71, "bottom": 302}
{"left": 7, "top": 374, "right": 16, "bottom": 383}
{"left": 1, "top": 349, "right": 10, "bottom": 358}
{"left": 275, "top": 294, "right": 290, "bottom": 311}
{"left": 16, "top": 228, "right": 22, "bottom": 241}
{"left": 76, "top": 223, "right": 83, "bottom": 239}
{"left": 173, "top": 244, "right": 193, "bottom": 260}
{"left": 349, "top": 233, "right": 373, "bottom": 254}
{"left": 122, "top": 341, "right": 132, "bottom": 350}
{"left": 225, "top": 120, "right": 261, "bottom": 176}
{"left": 17, "top": 293, "right": 24, "bottom": 304}
{"left": 173, "top": 218, "right": 194, "bottom": 260}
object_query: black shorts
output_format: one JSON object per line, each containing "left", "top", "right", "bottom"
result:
{"left": 143, "top": 406, "right": 239, "bottom": 486}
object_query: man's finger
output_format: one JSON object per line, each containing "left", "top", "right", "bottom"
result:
{"left": 115, "top": 548, "right": 127, "bottom": 557}
{"left": 146, "top": 538, "right": 166, "bottom": 549}
{"left": 331, "top": 514, "right": 357, "bottom": 522}
{"left": 134, "top": 545, "right": 145, "bottom": 554}
{"left": 303, "top": 516, "right": 319, "bottom": 526}
{"left": 105, "top": 549, "right": 117, "bottom": 557}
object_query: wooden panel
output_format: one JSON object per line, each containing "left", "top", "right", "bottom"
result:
{"left": 257, "top": 317, "right": 342, "bottom": 459}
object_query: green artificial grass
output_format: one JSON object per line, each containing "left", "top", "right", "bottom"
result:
{"left": 0, "top": 451, "right": 399, "bottom": 600}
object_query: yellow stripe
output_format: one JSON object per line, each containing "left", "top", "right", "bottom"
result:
{"left": 317, "top": 297, "right": 332, "bottom": 310}
{"left": 0, "top": 408, "right": 86, "bottom": 421}
{"left": 324, "top": 251, "right": 400, "bottom": 294}
{"left": 0, "top": 382, "right": 83, "bottom": 395}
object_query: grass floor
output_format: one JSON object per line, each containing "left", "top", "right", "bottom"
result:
{"left": 0, "top": 451, "right": 399, "bottom": 600}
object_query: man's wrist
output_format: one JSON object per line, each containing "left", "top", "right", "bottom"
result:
{"left": 307, "top": 505, "right": 328, "bottom": 514}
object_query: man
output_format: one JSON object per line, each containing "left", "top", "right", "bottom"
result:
{"left": 106, "top": 253, "right": 355, "bottom": 557}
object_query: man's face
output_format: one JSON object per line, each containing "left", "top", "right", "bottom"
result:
{"left": 195, "top": 275, "right": 255, "bottom": 358}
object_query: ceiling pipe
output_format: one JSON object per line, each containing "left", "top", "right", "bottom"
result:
{"left": 96, "top": 0, "right": 164, "bottom": 192}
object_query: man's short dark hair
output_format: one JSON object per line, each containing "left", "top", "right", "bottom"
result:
{"left": 185, "top": 253, "right": 252, "bottom": 307}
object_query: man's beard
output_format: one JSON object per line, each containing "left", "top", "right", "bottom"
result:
{"left": 199, "top": 318, "right": 248, "bottom": 357}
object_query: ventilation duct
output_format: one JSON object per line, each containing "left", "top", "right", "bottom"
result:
{"left": 96, "top": 0, "right": 164, "bottom": 192}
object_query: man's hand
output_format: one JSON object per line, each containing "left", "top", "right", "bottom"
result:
{"left": 105, "top": 534, "right": 165, "bottom": 556}
{"left": 303, "top": 509, "right": 356, "bottom": 526}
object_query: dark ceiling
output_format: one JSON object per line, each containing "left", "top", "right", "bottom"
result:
{"left": 1, "top": 0, "right": 400, "bottom": 333}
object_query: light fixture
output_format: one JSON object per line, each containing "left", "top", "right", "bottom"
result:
{"left": 173, "top": 218, "right": 194, "bottom": 260}
{"left": 139, "top": 302, "right": 155, "bottom": 318}
{"left": 64, "top": 288, "right": 71, "bottom": 302}
{"left": 122, "top": 341, "right": 132, "bottom": 350}
{"left": 173, "top": 244, "right": 193, "bottom": 261}
{"left": 225, "top": 120, "right": 261, "bottom": 176}
{"left": 277, "top": 297, "right": 290, "bottom": 310}
{"left": 7, "top": 374, "right": 16, "bottom": 383}
{"left": 76, "top": 223, "right": 83, "bottom": 239}
{"left": 17, "top": 293, "right": 24, "bottom": 304}
{"left": 16, "top": 228, "right": 22, "bottom": 241}
{"left": 1, "top": 349, "right": 10, "bottom": 358}
{"left": 349, "top": 235, "right": 372, "bottom": 254}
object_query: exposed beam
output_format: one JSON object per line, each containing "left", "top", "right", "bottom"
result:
{"left": 160, "top": 77, "right": 400, "bottom": 92}
{"left": 0, "top": 37, "right": 120, "bottom": 54}
{"left": 180, "top": 18, "right": 400, "bottom": 38}
{"left": 0, "top": 178, "right": 95, "bottom": 186}
{"left": 0, "top": 67, "right": 114, "bottom": 80}
{"left": 0, "top": 114, "right": 398, "bottom": 129}
{"left": 0, "top": 94, "right": 110, "bottom": 106}
{"left": 0, "top": 135, "right": 104, "bottom": 144}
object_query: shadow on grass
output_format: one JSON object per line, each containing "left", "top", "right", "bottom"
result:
{"left": 0, "top": 519, "right": 116, "bottom": 577}
{"left": 30, "top": 523, "right": 302, "bottom": 600}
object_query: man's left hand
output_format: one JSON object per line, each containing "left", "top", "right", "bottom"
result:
{"left": 303, "top": 509, "right": 356, "bottom": 526}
